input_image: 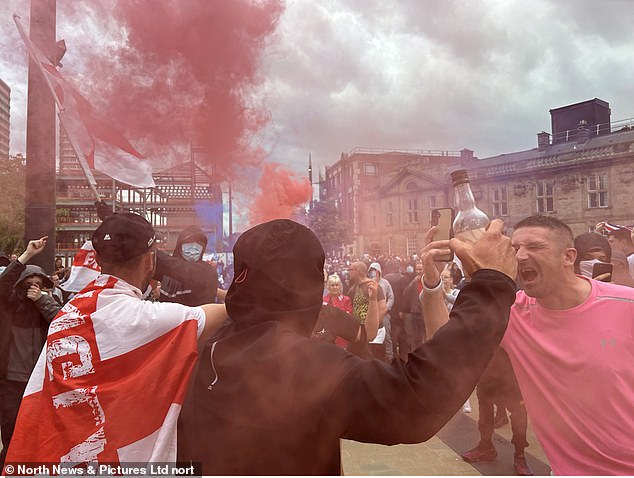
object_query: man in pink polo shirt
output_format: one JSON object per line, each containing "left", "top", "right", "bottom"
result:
{"left": 503, "top": 215, "right": 634, "bottom": 476}
{"left": 421, "top": 215, "right": 633, "bottom": 475}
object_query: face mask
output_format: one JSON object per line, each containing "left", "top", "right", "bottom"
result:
{"left": 579, "top": 259, "right": 606, "bottom": 278}
{"left": 406, "top": 265, "right": 414, "bottom": 274}
{"left": 181, "top": 242, "right": 203, "bottom": 262}
{"left": 368, "top": 270, "right": 377, "bottom": 279}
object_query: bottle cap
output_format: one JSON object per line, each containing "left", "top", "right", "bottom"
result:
{"left": 450, "top": 169, "right": 470, "bottom": 185}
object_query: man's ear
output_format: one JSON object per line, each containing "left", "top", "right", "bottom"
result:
{"left": 563, "top": 247, "right": 577, "bottom": 267}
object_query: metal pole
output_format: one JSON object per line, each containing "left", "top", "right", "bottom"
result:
{"left": 24, "top": 0, "right": 57, "bottom": 273}
{"left": 228, "top": 182, "right": 233, "bottom": 237}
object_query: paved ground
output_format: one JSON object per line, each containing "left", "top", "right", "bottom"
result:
{"left": 1, "top": 393, "right": 551, "bottom": 476}
{"left": 342, "top": 392, "right": 552, "bottom": 476}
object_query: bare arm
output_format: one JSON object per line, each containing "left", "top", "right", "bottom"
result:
{"left": 18, "top": 236, "right": 48, "bottom": 265}
{"left": 361, "top": 280, "right": 380, "bottom": 341}
{"left": 199, "top": 303, "right": 228, "bottom": 342}
{"left": 418, "top": 227, "right": 452, "bottom": 339}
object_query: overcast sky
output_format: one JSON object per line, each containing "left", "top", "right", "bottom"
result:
{"left": 2, "top": 0, "right": 634, "bottom": 180}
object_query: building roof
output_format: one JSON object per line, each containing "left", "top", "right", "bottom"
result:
{"left": 470, "top": 126, "right": 634, "bottom": 181}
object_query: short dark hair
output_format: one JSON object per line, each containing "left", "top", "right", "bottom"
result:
{"left": 514, "top": 215, "right": 574, "bottom": 247}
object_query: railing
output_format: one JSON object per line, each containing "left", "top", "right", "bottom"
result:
{"left": 551, "top": 117, "right": 634, "bottom": 144}
{"left": 346, "top": 146, "right": 461, "bottom": 157}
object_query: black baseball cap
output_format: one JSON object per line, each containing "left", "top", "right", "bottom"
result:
{"left": 92, "top": 213, "right": 156, "bottom": 263}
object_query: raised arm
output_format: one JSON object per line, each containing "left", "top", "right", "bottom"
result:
{"left": 419, "top": 239, "right": 452, "bottom": 339}
{"left": 18, "top": 236, "right": 48, "bottom": 265}
{"left": 334, "top": 219, "right": 518, "bottom": 444}
{"left": 363, "top": 280, "right": 380, "bottom": 341}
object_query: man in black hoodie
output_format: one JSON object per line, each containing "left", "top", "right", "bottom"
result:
{"left": 184, "top": 219, "right": 517, "bottom": 475}
{"left": 0, "top": 236, "right": 61, "bottom": 467}
{"left": 153, "top": 226, "right": 218, "bottom": 306}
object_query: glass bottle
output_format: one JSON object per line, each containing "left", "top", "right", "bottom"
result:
{"left": 451, "top": 169, "right": 489, "bottom": 243}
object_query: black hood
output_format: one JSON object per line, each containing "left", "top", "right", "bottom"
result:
{"left": 173, "top": 226, "right": 208, "bottom": 260}
{"left": 15, "top": 265, "right": 54, "bottom": 289}
{"left": 225, "top": 219, "right": 325, "bottom": 337}
{"left": 12, "top": 265, "right": 54, "bottom": 300}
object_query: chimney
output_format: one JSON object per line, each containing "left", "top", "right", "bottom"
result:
{"left": 460, "top": 148, "right": 474, "bottom": 161}
{"left": 537, "top": 131, "right": 550, "bottom": 151}
{"left": 577, "top": 119, "right": 590, "bottom": 144}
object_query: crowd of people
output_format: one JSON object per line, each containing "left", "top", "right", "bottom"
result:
{"left": 0, "top": 209, "right": 633, "bottom": 476}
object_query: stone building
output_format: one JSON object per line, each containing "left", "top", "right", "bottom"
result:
{"left": 323, "top": 98, "right": 634, "bottom": 257}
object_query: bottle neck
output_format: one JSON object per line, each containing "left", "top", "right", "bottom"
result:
{"left": 454, "top": 182, "right": 477, "bottom": 210}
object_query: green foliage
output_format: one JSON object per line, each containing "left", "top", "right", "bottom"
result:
{"left": 0, "top": 156, "right": 25, "bottom": 254}
{"left": 308, "top": 200, "right": 352, "bottom": 255}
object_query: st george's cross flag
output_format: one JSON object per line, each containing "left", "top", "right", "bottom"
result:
{"left": 4, "top": 274, "right": 205, "bottom": 471}
{"left": 59, "top": 241, "right": 101, "bottom": 293}
{"left": 13, "top": 14, "right": 155, "bottom": 188}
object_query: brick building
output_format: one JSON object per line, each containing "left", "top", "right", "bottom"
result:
{"left": 323, "top": 99, "right": 634, "bottom": 257}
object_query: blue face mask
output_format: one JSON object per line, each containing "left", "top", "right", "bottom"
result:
{"left": 406, "top": 265, "right": 414, "bottom": 274}
{"left": 181, "top": 242, "right": 203, "bottom": 262}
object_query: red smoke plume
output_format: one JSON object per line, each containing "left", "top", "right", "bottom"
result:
{"left": 59, "top": 0, "right": 284, "bottom": 180}
{"left": 250, "top": 162, "right": 312, "bottom": 226}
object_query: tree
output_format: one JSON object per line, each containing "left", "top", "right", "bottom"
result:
{"left": 308, "top": 200, "right": 352, "bottom": 257}
{"left": 0, "top": 155, "right": 26, "bottom": 254}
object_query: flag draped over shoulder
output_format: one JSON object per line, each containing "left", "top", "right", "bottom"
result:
{"left": 59, "top": 241, "right": 101, "bottom": 293}
{"left": 4, "top": 275, "right": 202, "bottom": 469}
{"left": 13, "top": 14, "right": 155, "bottom": 189}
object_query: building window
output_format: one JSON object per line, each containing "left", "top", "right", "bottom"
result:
{"left": 386, "top": 202, "right": 393, "bottom": 227}
{"left": 407, "top": 198, "right": 418, "bottom": 224}
{"left": 364, "top": 162, "right": 377, "bottom": 176}
{"left": 492, "top": 187, "right": 508, "bottom": 216}
{"left": 587, "top": 173, "right": 608, "bottom": 208}
{"left": 536, "top": 180, "right": 554, "bottom": 213}
{"left": 407, "top": 237, "right": 417, "bottom": 257}
{"left": 429, "top": 195, "right": 437, "bottom": 208}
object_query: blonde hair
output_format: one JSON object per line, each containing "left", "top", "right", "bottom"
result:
{"left": 327, "top": 274, "right": 342, "bottom": 287}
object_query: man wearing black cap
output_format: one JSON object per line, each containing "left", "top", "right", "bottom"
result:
{"left": 5, "top": 213, "right": 227, "bottom": 467}
{"left": 185, "top": 218, "right": 518, "bottom": 475}
{"left": 0, "top": 236, "right": 62, "bottom": 468}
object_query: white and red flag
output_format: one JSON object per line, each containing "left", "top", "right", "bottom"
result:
{"left": 4, "top": 274, "right": 204, "bottom": 468}
{"left": 59, "top": 241, "right": 101, "bottom": 293}
{"left": 13, "top": 14, "right": 155, "bottom": 189}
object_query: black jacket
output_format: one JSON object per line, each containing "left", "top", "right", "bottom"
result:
{"left": 153, "top": 226, "right": 217, "bottom": 306}
{"left": 153, "top": 251, "right": 217, "bottom": 306}
{"left": 184, "top": 269, "right": 515, "bottom": 475}
{"left": 0, "top": 261, "right": 62, "bottom": 381}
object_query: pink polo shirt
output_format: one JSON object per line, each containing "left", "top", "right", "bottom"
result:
{"left": 502, "top": 278, "right": 634, "bottom": 476}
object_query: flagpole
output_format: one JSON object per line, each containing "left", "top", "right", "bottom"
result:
{"left": 14, "top": 14, "right": 101, "bottom": 201}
